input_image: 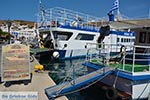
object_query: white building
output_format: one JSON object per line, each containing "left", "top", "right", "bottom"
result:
{"left": 0, "top": 21, "right": 36, "bottom": 41}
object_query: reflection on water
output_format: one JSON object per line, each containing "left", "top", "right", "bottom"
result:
{"left": 40, "top": 58, "right": 88, "bottom": 84}
{"left": 39, "top": 58, "right": 107, "bottom": 100}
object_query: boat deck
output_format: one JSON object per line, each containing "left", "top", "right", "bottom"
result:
{"left": 37, "top": 7, "right": 104, "bottom": 32}
{"left": 89, "top": 59, "right": 150, "bottom": 72}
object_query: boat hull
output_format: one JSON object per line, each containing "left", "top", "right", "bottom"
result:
{"left": 38, "top": 48, "right": 90, "bottom": 60}
{"left": 87, "top": 67, "right": 150, "bottom": 100}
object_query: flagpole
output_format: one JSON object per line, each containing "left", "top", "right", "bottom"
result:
{"left": 117, "top": 0, "right": 120, "bottom": 20}
{"left": 108, "top": 0, "right": 120, "bottom": 21}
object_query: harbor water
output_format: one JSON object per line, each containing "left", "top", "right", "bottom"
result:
{"left": 39, "top": 58, "right": 108, "bottom": 100}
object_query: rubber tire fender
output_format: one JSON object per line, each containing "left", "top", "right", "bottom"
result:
{"left": 105, "top": 87, "right": 118, "bottom": 100}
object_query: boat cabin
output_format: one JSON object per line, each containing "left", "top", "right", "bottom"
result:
{"left": 134, "top": 27, "right": 150, "bottom": 53}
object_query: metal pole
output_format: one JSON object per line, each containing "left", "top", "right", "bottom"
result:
{"left": 7, "top": 20, "right": 12, "bottom": 44}
{"left": 132, "top": 46, "right": 136, "bottom": 72}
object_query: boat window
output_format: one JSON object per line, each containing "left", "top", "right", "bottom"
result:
{"left": 124, "top": 38, "right": 127, "bottom": 42}
{"left": 53, "top": 31, "right": 73, "bottom": 41}
{"left": 127, "top": 39, "right": 129, "bottom": 42}
{"left": 128, "top": 39, "right": 131, "bottom": 42}
{"left": 117, "top": 37, "right": 119, "bottom": 42}
{"left": 132, "top": 39, "right": 135, "bottom": 42}
{"left": 75, "top": 33, "right": 95, "bottom": 40}
{"left": 148, "top": 32, "right": 150, "bottom": 43}
{"left": 121, "top": 38, "right": 123, "bottom": 42}
{"left": 139, "top": 32, "right": 146, "bottom": 43}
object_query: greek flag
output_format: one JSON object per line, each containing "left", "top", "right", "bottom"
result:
{"left": 109, "top": 0, "right": 119, "bottom": 13}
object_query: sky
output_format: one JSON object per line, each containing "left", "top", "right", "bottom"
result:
{"left": 0, "top": 0, "right": 150, "bottom": 22}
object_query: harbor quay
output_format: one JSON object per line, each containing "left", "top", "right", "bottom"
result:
{"left": 0, "top": 46, "right": 68, "bottom": 100}
{"left": 0, "top": 71, "right": 68, "bottom": 100}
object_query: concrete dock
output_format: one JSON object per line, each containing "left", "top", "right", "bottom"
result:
{"left": 0, "top": 71, "right": 68, "bottom": 100}
{"left": 0, "top": 52, "right": 68, "bottom": 100}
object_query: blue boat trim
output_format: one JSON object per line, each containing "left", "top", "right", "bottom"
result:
{"left": 84, "top": 62, "right": 150, "bottom": 81}
{"left": 60, "top": 25, "right": 99, "bottom": 32}
{"left": 110, "top": 30, "right": 136, "bottom": 36}
{"left": 114, "top": 70, "right": 150, "bottom": 81}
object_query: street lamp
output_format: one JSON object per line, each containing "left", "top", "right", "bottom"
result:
{"left": 7, "top": 20, "right": 12, "bottom": 44}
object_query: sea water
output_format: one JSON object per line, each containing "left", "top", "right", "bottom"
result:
{"left": 39, "top": 58, "right": 108, "bottom": 100}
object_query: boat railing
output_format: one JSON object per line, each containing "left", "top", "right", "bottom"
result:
{"left": 37, "top": 7, "right": 104, "bottom": 32}
{"left": 86, "top": 43, "right": 150, "bottom": 73}
{"left": 124, "top": 45, "right": 150, "bottom": 73}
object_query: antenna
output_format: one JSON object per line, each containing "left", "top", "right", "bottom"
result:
{"left": 117, "top": 0, "right": 119, "bottom": 19}
{"left": 39, "top": 0, "right": 45, "bottom": 26}
{"left": 148, "top": 8, "right": 150, "bottom": 19}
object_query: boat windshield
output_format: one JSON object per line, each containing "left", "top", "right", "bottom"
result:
{"left": 53, "top": 31, "right": 73, "bottom": 41}
{"left": 75, "top": 33, "right": 95, "bottom": 41}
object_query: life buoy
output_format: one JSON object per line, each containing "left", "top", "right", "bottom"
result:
{"left": 106, "top": 87, "right": 118, "bottom": 100}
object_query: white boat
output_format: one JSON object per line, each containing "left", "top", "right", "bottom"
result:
{"left": 84, "top": 19, "right": 150, "bottom": 100}
{"left": 36, "top": 7, "right": 135, "bottom": 60}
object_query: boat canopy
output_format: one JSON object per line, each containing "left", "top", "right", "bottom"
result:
{"left": 108, "top": 19, "right": 150, "bottom": 30}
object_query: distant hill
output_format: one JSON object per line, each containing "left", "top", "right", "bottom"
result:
{"left": 0, "top": 20, "right": 35, "bottom": 27}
